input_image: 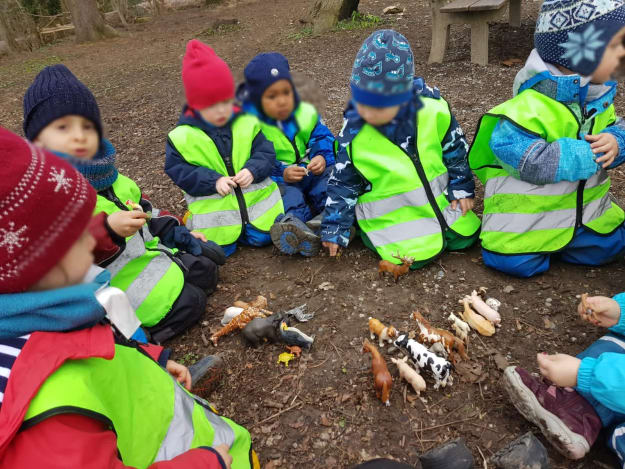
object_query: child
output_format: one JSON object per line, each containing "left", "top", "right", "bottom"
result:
{"left": 165, "top": 40, "right": 284, "bottom": 257}
{"left": 503, "top": 292, "right": 625, "bottom": 462}
{"left": 321, "top": 30, "right": 480, "bottom": 267}
{"left": 23, "top": 64, "right": 223, "bottom": 343}
{"left": 469, "top": 0, "right": 625, "bottom": 278}
{"left": 0, "top": 127, "right": 257, "bottom": 468}
{"left": 238, "top": 52, "right": 336, "bottom": 256}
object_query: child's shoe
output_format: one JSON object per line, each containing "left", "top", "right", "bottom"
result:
{"left": 270, "top": 213, "right": 321, "bottom": 257}
{"left": 502, "top": 366, "right": 601, "bottom": 460}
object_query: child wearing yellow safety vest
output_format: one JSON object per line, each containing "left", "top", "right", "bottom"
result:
{"left": 23, "top": 64, "right": 224, "bottom": 344}
{"left": 321, "top": 29, "right": 480, "bottom": 267}
{"left": 469, "top": 0, "right": 625, "bottom": 278}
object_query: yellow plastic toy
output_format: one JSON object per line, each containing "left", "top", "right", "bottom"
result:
{"left": 277, "top": 352, "right": 295, "bottom": 367}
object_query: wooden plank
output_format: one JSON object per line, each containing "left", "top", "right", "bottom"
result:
{"left": 469, "top": 18, "right": 489, "bottom": 65}
{"left": 509, "top": 0, "right": 521, "bottom": 26}
{"left": 440, "top": 0, "right": 479, "bottom": 13}
{"left": 468, "top": 0, "right": 506, "bottom": 11}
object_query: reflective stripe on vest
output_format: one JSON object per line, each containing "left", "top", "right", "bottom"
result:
{"left": 351, "top": 96, "right": 480, "bottom": 263}
{"left": 24, "top": 344, "right": 253, "bottom": 469}
{"left": 168, "top": 114, "right": 284, "bottom": 246}
{"left": 95, "top": 175, "right": 184, "bottom": 327}
{"left": 259, "top": 102, "right": 318, "bottom": 165}
{"left": 469, "top": 88, "right": 623, "bottom": 254}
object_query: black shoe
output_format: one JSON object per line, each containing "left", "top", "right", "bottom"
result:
{"left": 491, "top": 432, "right": 550, "bottom": 469}
{"left": 420, "top": 438, "right": 474, "bottom": 469}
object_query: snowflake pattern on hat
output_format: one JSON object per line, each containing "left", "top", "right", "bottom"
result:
{"left": 535, "top": 0, "right": 625, "bottom": 33}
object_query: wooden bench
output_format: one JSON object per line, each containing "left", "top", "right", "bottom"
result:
{"left": 428, "top": 0, "right": 521, "bottom": 65}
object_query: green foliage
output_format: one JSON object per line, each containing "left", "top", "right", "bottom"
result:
{"left": 0, "top": 55, "right": 62, "bottom": 90}
{"left": 287, "top": 26, "right": 313, "bottom": 41}
{"left": 335, "top": 11, "right": 382, "bottom": 31}
{"left": 198, "top": 22, "right": 241, "bottom": 37}
{"left": 21, "top": 0, "right": 62, "bottom": 16}
{"left": 178, "top": 352, "right": 200, "bottom": 366}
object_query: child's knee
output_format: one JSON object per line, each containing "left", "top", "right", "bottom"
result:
{"left": 482, "top": 250, "right": 550, "bottom": 277}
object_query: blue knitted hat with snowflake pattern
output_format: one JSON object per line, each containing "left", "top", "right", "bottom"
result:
{"left": 535, "top": 0, "right": 625, "bottom": 76}
{"left": 350, "top": 29, "right": 414, "bottom": 107}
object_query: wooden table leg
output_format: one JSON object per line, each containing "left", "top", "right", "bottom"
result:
{"left": 470, "top": 19, "right": 489, "bottom": 65}
{"left": 509, "top": 0, "right": 521, "bottom": 27}
{"left": 429, "top": 0, "right": 450, "bottom": 63}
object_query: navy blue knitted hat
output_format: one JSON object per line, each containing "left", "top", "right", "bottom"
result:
{"left": 350, "top": 29, "right": 414, "bottom": 107}
{"left": 239, "top": 52, "right": 297, "bottom": 110}
{"left": 535, "top": 0, "right": 625, "bottom": 76}
{"left": 23, "top": 64, "right": 102, "bottom": 141}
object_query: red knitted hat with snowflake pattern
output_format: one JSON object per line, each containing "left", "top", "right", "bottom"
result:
{"left": 0, "top": 127, "right": 96, "bottom": 293}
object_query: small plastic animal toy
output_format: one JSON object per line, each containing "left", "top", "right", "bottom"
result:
{"left": 210, "top": 306, "right": 268, "bottom": 345}
{"left": 286, "top": 345, "right": 302, "bottom": 357}
{"left": 467, "top": 289, "right": 501, "bottom": 325}
{"left": 278, "top": 322, "right": 314, "bottom": 349}
{"left": 391, "top": 356, "right": 426, "bottom": 396}
{"left": 125, "top": 199, "right": 152, "bottom": 219}
{"left": 581, "top": 293, "right": 600, "bottom": 322}
{"left": 394, "top": 334, "right": 453, "bottom": 389}
{"left": 368, "top": 317, "right": 398, "bottom": 348}
{"left": 378, "top": 252, "right": 414, "bottom": 283}
{"left": 459, "top": 297, "right": 495, "bottom": 336}
{"left": 233, "top": 295, "right": 268, "bottom": 311}
{"left": 277, "top": 352, "right": 295, "bottom": 367}
{"left": 221, "top": 306, "right": 244, "bottom": 325}
{"left": 362, "top": 339, "right": 392, "bottom": 406}
{"left": 241, "top": 314, "right": 283, "bottom": 347}
{"left": 411, "top": 312, "right": 469, "bottom": 364}
{"left": 447, "top": 313, "right": 470, "bottom": 343}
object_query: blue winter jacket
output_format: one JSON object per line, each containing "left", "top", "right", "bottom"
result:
{"left": 320, "top": 77, "right": 475, "bottom": 247}
{"left": 489, "top": 49, "right": 625, "bottom": 185}
{"left": 165, "top": 106, "right": 277, "bottom": 196}
{"left": 242, "top": 101, "right": 336, "bottom": 184}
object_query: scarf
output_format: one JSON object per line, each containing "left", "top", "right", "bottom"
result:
{"left": 56, "top": 139, "right": 119, "bottom": 191}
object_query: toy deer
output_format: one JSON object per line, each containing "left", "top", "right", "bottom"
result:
{"left": 378, "top": 252, "right": 414, "bottom": 283}
{"left": 362, "top": 339, "right": 392, "bottom": 406}
{"left": 411, "top": 311, "right": 469, "bottom": 364}
{"left": 391, "top": 356, "right": 426, "bottom": 396}
{"left": 368, "top": 317, "right": 398, "bottom": 348}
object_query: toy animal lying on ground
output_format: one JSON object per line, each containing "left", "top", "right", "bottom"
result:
{"left": 459, "top": 297, "right": 495, "bottom": 336}
{"left": 466, "top": 289, "right": 501, "bottom": 325}
{"left": 410, "top": 312, "right": 469, "bottom": 364}
{"left": 447, "top": 313, "right": 470, "bottom": 343}
{"left": 242, "top": 313, "right": 284, "bottom": 346}
{"left": 211, "top": 296, "right": 270, "bottom": 345}
{"left": 368, "top": 317, "right": 398, "bottom": 347}
{"left": 391, "top": 356, "right": 426, "bottom": 396}
{"left": 279, "top": 321, "right": 314, "bottom": 349}
{"left": 363, "top": 339, "right": 392, "bottom": 406}
{"left": 394, "top": 334, "right": 453, "bottom": 389}
{"left": 378, "top": 252, "right": 414, "bottom": 283}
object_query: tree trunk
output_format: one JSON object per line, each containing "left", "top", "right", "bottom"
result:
{"left": 65, "top": 0, "right": 118, "bottom": 42}
{"left": 150, "top": 0, "right": 163, "bottom": 16}
{"left": 111, "top": 0, "right": 128, "bottom": 27}
{"left": 309, "top": 0, "right": 359, "bottom": 34}
{"left": 0, "top": 0, "right": 41, "bottom": 52}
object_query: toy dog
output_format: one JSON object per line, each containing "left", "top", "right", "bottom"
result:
{"left": 368, "top": 317, "right": 398, "bottom": 348}
{"left": 391, "top": 356, "right": 426, "bottom": 396}
{"left": 278, "top": 322, "right": 314, "bottom": 349}
{"left": 241, "top": 313, "right": 283, "bottom": 347}
{"left": 394, "top": 334, "right": 453, "bottom": 389}
{"left": 411, "top": 311, "right": 469, "bottom": 364}
{"left": 363, "top": 339, "right": 392, "bottom": 406}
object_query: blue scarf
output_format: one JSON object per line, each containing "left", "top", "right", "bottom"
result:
{"left": 55, "top": 139, "right": 119, "bottom": 191}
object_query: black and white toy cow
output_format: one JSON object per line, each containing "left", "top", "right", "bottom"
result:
{"left": 394, "top": 334, "right": 453, "bottom": 389}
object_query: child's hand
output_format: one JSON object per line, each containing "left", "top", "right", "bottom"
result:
{"left": 166, "top": 360, "right": 191, "bottom": 390}
{"left": 107, "top": 210, "right": 148, "bottom": 238}
{"left": 586, "top": 133, "right": 618, "bottom": 168}
{"left": 450, "top": 198, "right": 474, "bottom": 216}
{"left": 284, "top": 165, "right": 307, "bottom": 183}
{"left": 537, "top": 353, "right": 581, "bottom": 387}
{"left": 322, "top": 241, "right": 340, "bottom": 256}
{"left": 190, "top": 231, "right": 207, "bottom": 242}
{"left": 216, "top": 176, "right": 237, "bottom": 196}
{"left": 213, "top": 444, "right": 233, "bottom": 469}
{"left": 307, "top": 155, "right": 326, "bottom": 176}
{"left": 578, "top": 295, "right": 621, "bottom": 328}
{"left": 232, "top": 168, "right": 253, "bottom": 188}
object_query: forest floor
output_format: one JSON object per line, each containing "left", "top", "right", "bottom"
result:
{"left": 2, "top": 0, "right": 625, "bottom": 467}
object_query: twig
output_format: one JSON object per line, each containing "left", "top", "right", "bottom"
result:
{"left": 418, "top": 415, "right": 478, "bottom": 432}
{"left": 477, "top": 446, "right": 488, "bottom": 469}
{"left": 329, "top": 341, "right": 343, "bottom": 358}
{"left": 309, "top": 265, "right": 324, "bottom": 284}
{"left": 249, "top": 402, "right": 302, "bottom": 429}
{"left": 308, "top": 357, "right": 330, "bottom": 369}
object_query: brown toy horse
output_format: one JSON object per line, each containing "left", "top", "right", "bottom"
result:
{"left": 362, "top": 339, "right": 392, "bottom": 406}
{"left": 411, "top": 311, "right": 469, "bottom": 364}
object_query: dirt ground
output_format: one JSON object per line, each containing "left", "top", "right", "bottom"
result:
{"left": 2, "top": 0, "right": 625, "bottom": 467}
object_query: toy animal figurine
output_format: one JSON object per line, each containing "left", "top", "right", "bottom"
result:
{"left": 459, "top": 297, "right": 495, "bottom": 337}
{"left": 411, "top": 312, "right": 469, "bottom": 364}
{"left": 368, "top": 317, "right": 398, "bottom": 348}
{"left": 277, "top": 352, "right": 295, "bottom": 367}
{"left": 241, "top": 313, "right": 284, "bottom": 347}
{"left": 362, "top": 339, "right": 392, "bottom": 406}
{"left": 284, "top": 304, "right": 315, "bottom": 323}
{"left": 447, "top": 313, "right": 470, "bottom": 343}
{"left": 233, "top": 295, "right": 268, "bottom": 310}
{"left": 391, "top": 356, "right": 426, "bottom": 396}
{"left": 378, "top": 252, "right": 414, "bottom": 283}
{"left": 221, "top": 306, "right": 244, "bottom": 325}
{"left": 286, "top": 345, "right": 302, "bottom": 357}
{"left": 125, "top": 200, "right": 152, "bottom": 220}
{"left": 278, "top": 321, "right": 314, "bottom": 349}
{"left": 394, "top": 334, "right": 453, "bottom": 389}
{"left": 466, "top": 290, "right": 501, "bottom": 325}
{"left": 210, "top": 306, "right": 268, "bottom": 345}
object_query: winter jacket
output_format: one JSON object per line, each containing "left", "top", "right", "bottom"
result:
{"left": 321, "top": 77, "right": 474, "bottom": 247}
{"left": 165, "top": 106, "right": 276, "bottom": 196}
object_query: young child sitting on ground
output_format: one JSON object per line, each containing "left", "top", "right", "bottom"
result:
{"left": 504, "top": 292, "right": 625, "bottom": 462}
{"left": 0, "top": 127, "right": 256, "bottom": 468}
{"left": 469, "top": 0, "right": 625, "bottom": 278}
{"left": 23, "top": 64, "right": 224, "bottom": 343}
{"left": 321, "top": 29, "right": 480, "bottom": 267}
{"left": 238, "top": 52, "right": 336, "bottom": 257}
{"left": 166, "top": 40, "right": 284, "bottom": 257}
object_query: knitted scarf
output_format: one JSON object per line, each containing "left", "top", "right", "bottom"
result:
{"left": 57, "top": 139, "right": 119, "bottom": 191}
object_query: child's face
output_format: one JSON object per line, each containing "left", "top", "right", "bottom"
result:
{"left": 591, "top": 26, "right": 625, "bottom": 83}
{"left": 261, "top": 79, "right": 295, "bottom": 121}
{"left": 198, "top": 99, "right": 234, "bottom": 127}
{"left": 34, "top": 115, "right": 99, "bottom": 160}
{"left": 355, "top": 103, "right": 401, "bottom": 127}
{"left": 29, "top": 229, "right": 96, "bottom": 291}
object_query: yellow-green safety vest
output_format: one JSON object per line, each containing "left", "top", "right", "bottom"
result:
{"left": 95, "top": 174, "right": 184, "bottom": 327}
{"left": 24, "top": 343, "right": 257, "bottom": 469}
{"left": 469, "top": 88, "right": 624, "bottom": 254}
{"left": 350, "top": 96, "right": 481, "bottom": 264}
{"left": 168, "top": 114, "right": 284, "bottom": 246}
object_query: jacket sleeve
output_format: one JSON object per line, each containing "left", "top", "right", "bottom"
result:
{"left": 165, "top": 137, "right": 223, "bottom": 197}
{"left": 1, "top": 413, "right": 227, "bottom": 469}
{"left": 88, "top": 212, "right": 123, "bottom": 265}
{"left": 308, "top": 116, "right": 336, "bottom": 166}
{"left": 138, "top": 196, "right": 183, "bottom": 243}
{"left": 243, "top": 131, "right": 277, "bottom": 183}
{"left": 489, "top": 118, "right": 599, "bottom": 184}
{"left": 138, "top": 342, "right": 171, "bottom": 366}
{"left": 601, "top": 117, "right": 625, "bottom": 169}
{"left": 441, "top": 115, "right": 474, "bottom": 200}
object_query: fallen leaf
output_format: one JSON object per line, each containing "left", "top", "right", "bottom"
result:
{"left": 543, "top": 317, "right": 556, "bottom": 329}
{"left": 515, "top": 319, "right": 522, "bottom": 331}
{"left": 501, "top": 58, "right": 522, "bottom": 67}
{"left": 455, "top": 361, "right": 484, "bottom": 383}
{"left": 493, "top": 353, "right": 509, "bottom": 370}
{"left": 320, "top": 414, "right": 332, "bottom": 427}
{"left": 317, "top": 281, "right": 334, "bottom": 291}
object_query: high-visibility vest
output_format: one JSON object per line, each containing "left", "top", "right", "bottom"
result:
{"left": 95, "top": 175, "right": 184, "bottom": 327}
{"left": 469, "top": 88, "right": 624, "bottom": 254}
{"left": 24, "top": 343, "right": 258, "bottom": 469}
{"left": 168, "top": 114, "right": 284, "bottom": 246}
{"left": 350, "top": 96, "right": 481, "bottom": 264}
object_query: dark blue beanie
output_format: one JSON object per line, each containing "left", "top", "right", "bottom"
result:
{"left": 535, "top": 0, "right": 625, "bottom": 76}
{"left": 350, "top": 30, "right": 414, "bottom": 107}
{"left": 23, "top": 64, "right": 102, "bottom": 141}
{"left": 239, "top": 52, "right": 297, "bottom": 110}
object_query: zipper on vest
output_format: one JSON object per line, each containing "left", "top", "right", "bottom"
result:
{"left": 575, "top": 179, "right": 586, "bottom": 228}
